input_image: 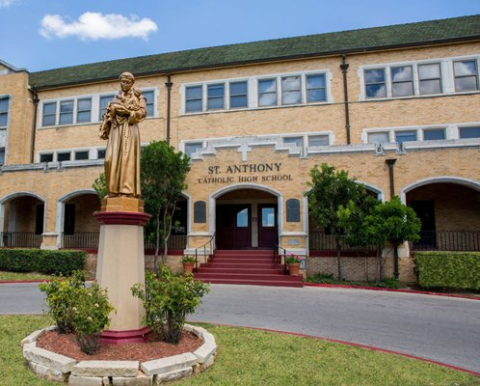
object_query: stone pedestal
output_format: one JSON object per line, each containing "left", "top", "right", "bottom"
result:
{"left": 94, "top": 197, "right": 151, "bottom": 344}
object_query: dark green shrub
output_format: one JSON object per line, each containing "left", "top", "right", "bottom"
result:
{"left": 0, "top": 249, "right": 85, "bottom": 274}
{"left": 132, "top": 267, "right": 209, "bottom": 344}
{"left": 414, "top": 252, "right": 480, "bottom": 291}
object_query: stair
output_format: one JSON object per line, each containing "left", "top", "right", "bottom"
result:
{"left": 194, "top": 250, "right": 303, "bottom": 288}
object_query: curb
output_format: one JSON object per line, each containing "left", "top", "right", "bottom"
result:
{"left": 0, "top": 280, "right": 52, "bottom": 284}
{"left": 304, "top": 283, "right": 480, "bottom": 301}
{"left": 206, "top": 323, "right": 480, "bottom": 377}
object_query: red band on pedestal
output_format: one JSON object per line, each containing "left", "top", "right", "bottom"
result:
{"left": 99, "top": 326, "right": 151, "bottom": 345}
{"left": 94, "top": 211, "right": 152, "bottom": 226}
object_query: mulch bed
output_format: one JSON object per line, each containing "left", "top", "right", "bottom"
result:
{"left": 36, "top": 330, "right": 203, "bottom": 362}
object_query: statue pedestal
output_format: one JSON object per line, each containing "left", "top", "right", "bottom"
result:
{"left": 94, "top": 197, "right": 151, "bottom": 344}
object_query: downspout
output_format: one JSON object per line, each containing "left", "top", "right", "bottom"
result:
{"left": 385, "top": 158, "right": 399, "bottom": 278}
{"left": 29, "top": 86, "right": 39, "bottom": 164}
{"left": 340, "top": 55, "right": 351, "bottom": 145}
{"left": 165, "top": 74, "right": 173, "bottom": 145}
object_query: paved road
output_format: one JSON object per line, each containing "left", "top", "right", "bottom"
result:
{"left": 1, "top": 283, "right": 479, "bottom": 373}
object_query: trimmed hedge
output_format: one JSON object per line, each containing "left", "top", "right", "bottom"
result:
{"left": 413, "top": 251, "right": 480, "bottom": 291}
{"left": 0, "top": 249, "right": 86, "bottom": 275}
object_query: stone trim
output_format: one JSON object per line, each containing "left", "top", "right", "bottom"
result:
{"left": 22, "top": 324, "right": 216, "bottom": 385}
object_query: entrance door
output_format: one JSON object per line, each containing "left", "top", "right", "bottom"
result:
{"left": 258, "top": 204, "right": 277, "bottom": 248}
{"left": 216, "top": 205, "right": 251, "bottom": 249}
{"left": 410, "top": 201, "right": 436, "bottom": 248}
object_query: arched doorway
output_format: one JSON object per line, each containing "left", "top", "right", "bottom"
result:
{"left": 0, "top": 192, "right": 46, "bottom": 248}
{"left": 57, "top": 190, "right": 100, "bottom": 248}
{"left": 213, "top": 185, "right": 280, "bottom": 250}
{"left": 403, "top": 178, "right": 480, "bottom": 251}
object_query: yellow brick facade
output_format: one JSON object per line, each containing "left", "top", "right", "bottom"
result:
{"left": 0, "top": 33, "right": 479, "bottom": 282}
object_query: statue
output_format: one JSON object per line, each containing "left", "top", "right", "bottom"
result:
{"left": 99, "top": 72, "right": 146, "bottom": 198}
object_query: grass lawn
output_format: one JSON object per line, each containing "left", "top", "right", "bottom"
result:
{"left": 0, "top": 271, "right": 57, "bottom": 282}
{"left": 0, "top": 315, "right": 478, "bottom": 386}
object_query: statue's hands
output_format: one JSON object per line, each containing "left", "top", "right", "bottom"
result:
{"left": 128, "top": 111, "right": 136, "bottom": 124}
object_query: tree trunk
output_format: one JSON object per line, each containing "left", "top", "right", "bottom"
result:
{"left": 393, "top": 244, "right": 400, "bottom": 279}
{"left": 154, "top": 211, "right": 161, "bottom": 275}
{"left": 375, "top": 246, "right": 382, "bottom": 284}
{"left": 336, "top": 239, "right": 343, "bottom": 281}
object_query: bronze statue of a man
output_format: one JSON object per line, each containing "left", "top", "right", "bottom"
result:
{"left": 99, "top": 72, "right": 146, "bottom": 198}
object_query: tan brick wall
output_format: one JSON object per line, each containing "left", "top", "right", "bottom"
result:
{"left": 0, "top": 71, "right": 34, "bottom": 165}
{"left": 65, "top": 194, "right": 101, "bottom": 233}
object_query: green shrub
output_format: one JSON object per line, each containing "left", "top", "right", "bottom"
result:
{"left": 132, "top": 267, "right": 210, "bottom": 344}
{"left": 71, "top": 282, "right": 114, "bottom": 354}
{"left": 0, "top": 249, "right": 85, "bottom": 274}
{"left": 413, "top": 251, "right": 480, "bottom": 291}
{"left": 39, "top": 271, "right": 86, "bottom": 333}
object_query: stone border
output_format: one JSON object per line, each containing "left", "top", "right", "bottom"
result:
{"left": 22, "top": 324, "right": 216, "bottom": 385}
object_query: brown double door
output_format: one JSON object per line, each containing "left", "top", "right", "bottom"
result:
{"left": 216, "top": 204, "right": 277, "bottom": 249}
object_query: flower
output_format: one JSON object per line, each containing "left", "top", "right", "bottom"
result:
{"left": 95, "top": 303, "right": 99, "bottom": 308}
{"left": 88, "top": 293, "right": 93, "bottom": 297}
{"left": 87, "top": 316, "right": 92, "bottom": 321}
{"left": 285, "top": 254, "right": 302, "bottom": 264}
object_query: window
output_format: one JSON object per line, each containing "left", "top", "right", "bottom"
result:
{"left": 459, "top": 127, "right": 480, "bottom": 139}
{"left": 258, "top": 79, "right": 277, "bottom": 107}
{"left": 306, "top": 74, "right": 326, "bottom": 102}
{"left": 97, "top": 149, "right": 106, "bottom": 159}
{"left": 142, "top": 90, "right": 154, "bottom": 117}
{"left": 185, "top": 142, "right": 203, "bottom": 156}
{"left": 236, "top": 208, "right": 249, "bottom": 227}
{"left": 59, "top": 100, "right": 74, "bottom": 125}
{"left": 230, "top": 81, "right": 248, "bottom": 109}
{"left": 42, "top": 102, "right": 57, "bottom": 126}
{"left": 261, "top": 207, "right": 275, "bottom": 227}
{"left": 423, "top": 129, "right": 445, "bottom": 141}
{"left": 0, "top": 96, "right": 9, "bottom": 129}
{"left": 99, "top": 95, "right": 114, "bottom": 120}
{"left": 282, "top": 76, "right": 301, "bottom": 105}
{"left": 418, "top": 63, "right": 442, "bottom": 95}
{"left": 364, "top": 69, "right": 386, "bottom": 98}
{"left": 186, "top": 86, "right": 202, "bottom": 112}
{"left": 368, "top": 132, "right": 389, "bottom": 144}
{"left": 207, "top": 84, "right": 224, "bottom": 110}
{"left": 454, "top": 60, "right": 479, "bottom": 92}
{"left": 391, "top": 66, "right": 414, "bottom": 97}
{"left": 40, "top": 153, "right": 53, "bottom": 162}
{"left": 395, "top": 131, "right": 417, "bottom": 143}
{"left": 75, "top": 151, "right": 89, "bottom": 160}
{"left": 283, "top": 137, "right": 304, "bottom": 155}
{"left": 77, "top": 98, "right": 91, "bottom": 123}
{"left": 308, "top": 135, "right": 329, "bottom": 147}
{"left": 0, "top": 148, "right": 5, "bottom": 165}
{"left": 57, "top": 152, "right": 71, "bottom": 162}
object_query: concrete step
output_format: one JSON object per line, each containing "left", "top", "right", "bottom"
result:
{"left": 197, "top": 267, "right": 286, "bottom": 275}
{"left": 195, "top": 278, "right": 303, "bottom": 288}
{"left": 194, "top": 273, "right": 302, "bottom": 282}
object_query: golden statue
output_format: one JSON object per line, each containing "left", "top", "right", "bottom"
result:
{"left": 99, "top": 72, "right": 146, "bottom": 198}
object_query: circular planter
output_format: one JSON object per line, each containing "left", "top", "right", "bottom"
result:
{"left": 22, "top": 324, "right": 216, "bottom": 385}
{"left": 182, "top": 262, "right": 195, "bottom": 274}
{"left": 288, "top": 263, "right": 300, "bottom": 276}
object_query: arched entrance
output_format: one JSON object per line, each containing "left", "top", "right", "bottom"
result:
{"left": 212, "top": 184, "right": 281, "bottom": 250}
{"left": 57, "top": 190, "right": 100, "bottom": 248}
{"left": 403, "top": 177, "right": 480, "bottom": 251}
{"left": 0, "top": 192, "right": 46, "bottom": 248}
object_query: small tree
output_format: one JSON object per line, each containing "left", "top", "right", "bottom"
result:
{"left": 141, "top": 141, "right": 190, "bottom": 273}
{"left": 305, "top": 163, "right": 367, "bottom": 280}
{"left": 378, "top": 196, "right": 421, "bottom": 279}
{"left": 92, "top": 173, "right": 107, "bottom": 201}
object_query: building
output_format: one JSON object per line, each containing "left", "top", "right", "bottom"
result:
{"left": 1, "top": 15, "right": 479, "bottom": 282}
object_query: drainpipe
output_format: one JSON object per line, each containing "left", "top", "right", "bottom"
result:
{"left": 340, "top": 55, "right": 351, "bottom": 145}
{"left": 165, "top": 74, "right": 173, "bottom": 145}
{"left": 385, "top": 158, "right": 399, "bottom": 278}
{"left": 29, "top": 86, "right": 39, "bottom": 164}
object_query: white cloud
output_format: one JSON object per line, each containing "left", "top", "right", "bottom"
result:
{"left": 0, "top": 0, "right": 20, "bottom": 8}
{"left": 39, "top": 12, "right": 158, "bottom": 40}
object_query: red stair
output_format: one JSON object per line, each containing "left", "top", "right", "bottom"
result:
{"left": 194, "top": 250, "right": 303, "bottom": 288}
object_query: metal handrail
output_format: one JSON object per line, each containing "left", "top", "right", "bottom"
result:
{"left": 194, "top": 232, "right": 216, "bottom": 273}
{"left": 274, "top": 244, "right": 288, "bottom": 274}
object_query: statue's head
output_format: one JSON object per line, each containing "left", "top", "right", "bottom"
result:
{"left": 119, "top": 72, "right": 135, "bottom": 92}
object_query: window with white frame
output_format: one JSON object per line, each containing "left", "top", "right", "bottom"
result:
{"left": 185, "top": 86, "right": 203, "bottom": 113}
{"left": 77, "top": 98, "right": 92, "bottom": 123}
{"left": 454, "top": 60, "right": 479, "bottom": 92}
{"left": 391, "top": 66, "right": 414, "bottom": 97}
{"left": 308, "top": 135, "right": 329, "bottom": 147}
{"left": 367, "top": 132, "right": 390, "bottom": 144}
{"left": 184, "top": 142, "right": 203, "bottom": 157}
{"left": 97, "top": 149, "right": 106, "bottom": 159}
{"left": 0, "top": 148, "right": 4, "bottom": 165}
{"left": 142, "top": 90, "right": 155, "bottom": 116}
{"left": 230, "top": 81, "right": 248, "bottom": 108}
{"left": 0, "top": 96, "right": 10, "bottom": 129}
{"left": 423, "top": 128, "right": 445, "bottom": 141}
{"left": 282, "top": 76, "right": 301, "bottom": 105}
{"left": 40, "top": 153, "right": 53, "bottom": 162}
{"left": 75, "top": 150, "right": 89, "bottom": 160}
{"left": 306, "top": 74, "right": 326, "bottom": 103}
{"left": 57, "top": 152, "right": 71, "bottom": 162}
{"left": 207, "top": 84, "right": 225, "bottom": 110}
{"left": 42, "top": 102, "right": 57, "bottom": 126}
{"left": 99, "top": 94, "right": 114, "bottom": 120}
{"left": 418, "top": 63, "right": 442, "bottom": 95}
{"left": 395, "top": 130, "right": 417, "bottom": 144}
{"left": 258, "top": 79, "right": 277, "bottom": 107}
{"left": 459, "top": 126, "right": 480, "bottom": 139}
{"left": 364, "top": 68, "right": 386, "bottom": 99}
